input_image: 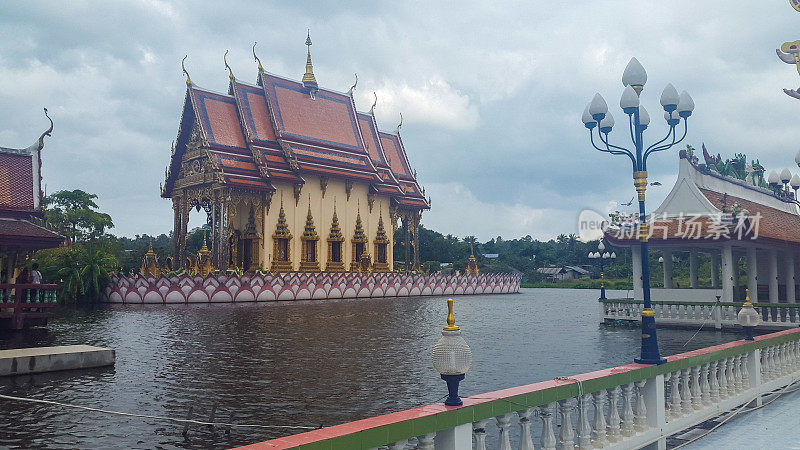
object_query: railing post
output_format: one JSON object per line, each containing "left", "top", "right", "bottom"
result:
{"left": 746, "top": 348, "right": 762, "bottom": 407}
{"left": 642, "top": 375, "right": 666, "bottom": 450}
{"left": 713, "top": 303, "right": 722, "bottom": 329}
{"left": 434, "top": 423, "right": 471, "bottom": 450}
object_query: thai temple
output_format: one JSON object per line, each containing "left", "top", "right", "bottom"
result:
{"left": 607, "top": 145, "right": 800, "bottom": 304}
{"left": 161, "top": 34, "right": 430, "bottom": 273}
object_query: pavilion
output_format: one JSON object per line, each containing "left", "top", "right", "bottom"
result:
{"left": 161, "top": 35, "right": 430, "bottom": 273}
{"left": 0, "top": 109, "right": 64, "bottom": 282}
{"left": 606, "top": 146, "right": 800, "bottom": 304}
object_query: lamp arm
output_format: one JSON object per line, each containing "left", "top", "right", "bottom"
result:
{"left": 646, "top": 119, "right": 688, "bottom": 158}
{"left": 593, "top": 130, "right": 636, "bottom": 169}
{"left": 645, "top": 124, "right": 677, "bottom": 154}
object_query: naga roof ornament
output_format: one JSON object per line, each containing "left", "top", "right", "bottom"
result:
{"left": 252, "top": 41, "right": 263, "bottom": 72}
{"left": 181, "top": 55, "right": 192, "bottom": 85}
{"left": 369, "top": 92, "right": 377, "bottom": 115}
{"left": 348, "top": 73, "right": 358, "bottom": 95}
{"left": 224, "top": 49, "right": 234, "bottom": 80}
{"left": 395, "top": 112, "right": 403, "bottom": 134}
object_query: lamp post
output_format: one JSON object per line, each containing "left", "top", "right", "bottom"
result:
{"left": 432, "top": 298, "right": 472, "bottom": 406}
{"left": 737, "top": 288, "right": 761, "bottom": 340}
{"left": 582, "top": 57, "right": 694, "bottom": 365}
{"left": 589, "top": 242, "right": 616, "bottom": 299}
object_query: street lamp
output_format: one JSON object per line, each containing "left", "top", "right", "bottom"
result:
{"left": 433, "top": 298, "right": 472, "bottom": 406}
{"left": 589, "top": 242, "right": 616, "bottom": 299}
{"left": 582, "top": 57, "right": 694, "bottom": 365}
{"left": 737, "top": 288, "right": 761, "bottom": 341}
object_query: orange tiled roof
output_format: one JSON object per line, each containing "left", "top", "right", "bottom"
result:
{"left": 700, "top": 189, "right": 800, "bottom": 244}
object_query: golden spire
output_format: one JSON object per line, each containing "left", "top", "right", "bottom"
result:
{"left": 302, "top": 30, "right": 318, "bottom": 90}
{"left": 146, "top": 237, "right": 156, "bottom": 255}
{"left": 744, "top": 288, "right": 752, "bottom": 306}
{"left": 302, "top": 195, "right": 318, "bottom": 240}
{"left": 201, "top": 230, "right": 209, "bottom": 251}
{"left": 443, "top": 298, "right": 459, "bottom": 331}
{"left": 329, "top": 197, "right": 343, "bottom": 240}
{"left": 375, "top": 208, "right": 388, "bottom": 242}
{"left": 273, "top": 197, "right": 292, "bottom": 239}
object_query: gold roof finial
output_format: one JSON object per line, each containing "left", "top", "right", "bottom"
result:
{"left": 224, "top": 49, "right": 234, "bottom": 80}
{"left": 444, "top": 298, "right": 459, "bottom": 331}
{"left": 181, "top": 55, "right": 192, "bottom": 85}
{"left": 302, "top": 30, "right": 318, "bottom": 90}
{"left": 252, "top": 41, "right": 263, "bottom": 72}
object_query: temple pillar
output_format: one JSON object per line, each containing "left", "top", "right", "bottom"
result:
{"left": 412, "top": 211, "right": 421, "bottom": 269}
{"left": 689, "top": 249, "right": 698, "bottom": 288}
{"left": 662, "top": 249, "right": 674, "bottom": 289}
{"left": 179, "top": 195, "right": 189, "bottom": 265}
{"left": 219, "top": 199, "right": 229, "bottom": 271}
{"left": 710, "top": 253, "right": 721, "bottom": 288}
{"left": 632, "top": 244, "right": 643, "bottom": 301}
{"left": 747, "top": 247, "right": 758, "bottom": 301}
{"left": 403, "top": 213, "right": 410, "bottom": 271}
{"left": 785, "top": 250, "right": 796, "bottom": 304}
{"left": 211, "top": 191, "right": 220, "bottom": 268}
{"left": 722, "top": 244, "right": 734, "bottom": 302}
{"left": 768, "top": 248, "right": 779, "bottom": 303}
{"left": 172, "top": 194, "right": 181, "bottom": 264}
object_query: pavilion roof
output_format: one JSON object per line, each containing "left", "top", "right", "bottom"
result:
{"left": 0, "top": 218, "right": 64, "bottom": 249}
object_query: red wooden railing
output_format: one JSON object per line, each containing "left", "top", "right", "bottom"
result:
{"left": 0, "top": 283, "right": 59, "bottom": 330}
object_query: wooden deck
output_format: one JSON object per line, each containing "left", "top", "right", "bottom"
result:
{"left": 0, "top": 283, "right": 58, "bottom": 330}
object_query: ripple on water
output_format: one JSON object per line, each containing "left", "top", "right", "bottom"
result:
{"left": 0, "top": 289, "right": 744, "bottom": 449}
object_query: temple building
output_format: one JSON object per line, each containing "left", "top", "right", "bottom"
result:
{"left": 161, "top": 35, "right": 430, "bottom": 272}
{"left": 0, "top": 109, "right": 64, "bottom": 283}
{"left": 606, "top": 146, "right": 800, "bottom": 304}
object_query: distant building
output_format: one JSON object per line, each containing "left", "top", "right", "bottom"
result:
{"left": 536, "top": 266, "right": 590, "bottom": 282}
{"left": 482, "top": 253, "right": 499, "bottom": 259}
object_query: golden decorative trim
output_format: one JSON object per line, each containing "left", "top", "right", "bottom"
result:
{"left": 641, "top": 308, "right": 655, "bottom": 317}
{"left": 443, "top": 298, "right": 459, "bottom": 330}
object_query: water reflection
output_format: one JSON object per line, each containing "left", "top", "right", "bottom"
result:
{"left": 0, "top": 289, "right": 744, "bottom": 449}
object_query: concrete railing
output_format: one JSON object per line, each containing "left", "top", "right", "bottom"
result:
{"left": 601, "top": 298, "right": 800, "bottom": 330}
{"left": 234, "top": 328, "right": 800, "bottom": 450}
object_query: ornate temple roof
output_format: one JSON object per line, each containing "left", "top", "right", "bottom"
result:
{"left": 606, "top": 149, "right": 800, "bottom": 246}
{"left": 163, "top": 39, "right": 430, "bottom": 210}
{"left": 0, "top": 108, "right": 64, "bottom": 249}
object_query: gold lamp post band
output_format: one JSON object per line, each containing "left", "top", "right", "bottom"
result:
{"left": 641, "top": 308, "right": 655, "bottom": 317}
{"left": 633, "top": 170, "right": 647, "bottom": 201}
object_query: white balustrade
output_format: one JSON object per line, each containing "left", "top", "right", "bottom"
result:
{"left": 271, "top": 330, "right": 800, "bottom": 450}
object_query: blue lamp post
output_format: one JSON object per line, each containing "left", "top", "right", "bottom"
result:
{"left": 582, "top": 57, "right": 695, "bottom": 365}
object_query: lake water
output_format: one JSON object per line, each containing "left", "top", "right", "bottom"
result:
{"left": 0, "top": 288, "right": 744, "bottom": 449}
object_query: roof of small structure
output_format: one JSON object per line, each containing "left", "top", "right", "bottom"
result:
{"left": 537, "top": 267, "right": 564, "bottom": 275}
{"left": 163, "top": 43, "right": 429, "bottom": 210}
{"left": 606, "top": 149, "right": 800, "bottom": 247}
{"left": 0, "top": 218, "right": 65, "bottom": 249}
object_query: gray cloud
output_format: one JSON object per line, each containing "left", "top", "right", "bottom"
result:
{"left": 1, "top": 1, "right": 799, "bottom": 241}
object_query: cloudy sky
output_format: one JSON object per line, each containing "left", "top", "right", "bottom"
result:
{"left": 2, "top": 1, "right": 799, "bottom": 241}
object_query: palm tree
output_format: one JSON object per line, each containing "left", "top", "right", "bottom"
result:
{"left": 80, "top": 246, "right": 117, "bottom": 301}
{"left": 57, "top": 251, "right": 84, "bottom": 304}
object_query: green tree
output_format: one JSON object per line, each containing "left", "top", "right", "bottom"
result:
{"left": 80, "top": 246, "right": 118, "bottom": 300}
{"left": 44, "top": 190, "right": 114, "bottom": 242}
